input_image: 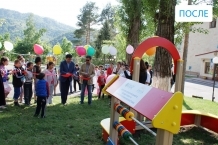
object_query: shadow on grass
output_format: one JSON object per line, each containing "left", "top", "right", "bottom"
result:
{"left": 0, "top": 96, "right": 218, "bottom": 145}
{"left": 183, "top": 100, "right": 192, "bottom": 110}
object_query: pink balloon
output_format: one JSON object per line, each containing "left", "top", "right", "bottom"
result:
{"left": 106, "top": 74, "right": 116, "bottom": 84}
{"left": 34, "top": 44, "right": 44, "bottom": 55}
{"left": 126, "top": 45, "right": 134, "bottom": 54}
{"left": 76, "top": 46, "right": 86, "bottom": 56}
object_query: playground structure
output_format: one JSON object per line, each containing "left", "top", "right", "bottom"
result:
{"left": 100, "top": 36, "right": 184, "bottom": 145}
{"left": 100, "top": 36, "right": 218, "bottom": 145}
{"left": 181, "top": 110, "right": 218, "bottom": 133}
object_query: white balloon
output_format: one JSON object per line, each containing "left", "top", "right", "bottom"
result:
{"left": 4, "top": 41, "right": 13, "bottom": 51}
{"left": 102, "top": 45, "right": 110, "bottom": 54}
{"left": 126, "top": 45, "right": 134, "bottom": 54}
{"left": 109, "top": 46, "right": 117, "bottom": 55}
{"left": 213, "top": 57, "right": 218, "bottom": 64}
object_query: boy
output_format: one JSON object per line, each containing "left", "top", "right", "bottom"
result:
{"left": 97, "top": 70, "right": 106, "bottom": 99}
{"left": 33, "top": 57, "right": 42, "bottom": 103}
{"left": 24, "top": 62, "right": 33, "bottom": 105}
{"left": 34, "top": 73, "right": 49, "bottom": 118}
{"left": 12, "top": 60, "right": 25, "bottom": 106}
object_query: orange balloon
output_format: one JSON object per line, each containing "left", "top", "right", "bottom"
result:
{"left": 145, "top": 47, "right": 156, "bottom": 56}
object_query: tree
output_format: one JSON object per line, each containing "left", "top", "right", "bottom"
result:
{"left": 116, "top": 0, "right": 145, "bottom": 64}
{"left": 74, "top": 2, "right": 99, "bottom": 44}
{"left": 94, "top": 3, "right": 115, "bottom": 58}
{"left": 60, "top": 37, "right": 73, "bottom": 54}
{"left": 152, "top": 0, "right": 176, "bottom": 91}
{"left": 14, "top": 14, "right": 46, "bottom": 54}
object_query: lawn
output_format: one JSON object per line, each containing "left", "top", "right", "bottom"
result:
{"left": 0, "top": 96, "right": 218, "bottom": 145}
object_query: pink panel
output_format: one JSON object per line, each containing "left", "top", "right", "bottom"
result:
{"left": 134, "top": 88, "right": 172, "bottom": 120}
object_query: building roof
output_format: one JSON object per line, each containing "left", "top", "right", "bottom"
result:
{"left": 195, "top": 50, "right": 218, "bottom": 56}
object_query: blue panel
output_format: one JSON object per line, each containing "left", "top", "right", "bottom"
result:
{"left": 107, "top": 137, "right": 115, "bottom": 145}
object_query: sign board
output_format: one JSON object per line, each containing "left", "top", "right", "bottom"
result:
{"left": 106, "top": 77, "right": 173, "bottom": 120}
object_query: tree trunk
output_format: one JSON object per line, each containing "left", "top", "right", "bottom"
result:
{"left": 126, "top": 0, "right": 141, "bottom": 65}
{"left": 181, "top": 0, "right": 192, "bottom": 93}
{"left": 153, "top": 0, "right": 176, "bottom": 91}
{"left": 85, "top": 29, "right": 89, "bottom": 44}
{"left": 88, "top": 22, "right": 91, "bottom": 44}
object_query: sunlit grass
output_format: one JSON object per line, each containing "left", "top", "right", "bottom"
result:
{"left": 0, "top": 96, "right": 217, "bottom": 145}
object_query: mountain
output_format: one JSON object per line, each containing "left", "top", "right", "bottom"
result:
{"left": 0, "top": 8, "right": 76, "bottom": 43}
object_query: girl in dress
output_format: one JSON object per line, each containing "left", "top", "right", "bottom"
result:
{"left": 44, "top": 62, "right": 57, "bottom": 105}
{"left": 0, "top": 57, "right": 12, "bottom": 98}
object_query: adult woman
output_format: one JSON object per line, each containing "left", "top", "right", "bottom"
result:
{"left": 113, "top": 62, "right": 123, "bottom": 75}
{"left": 123, "top": 59, "right": 147, "bottom": 84}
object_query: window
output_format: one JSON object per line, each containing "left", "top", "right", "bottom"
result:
{"left": 204, "top": 62, "right": 210, "bottom": 74}
{"left": 209, "top": 18, "right": 216, "bottom": 28}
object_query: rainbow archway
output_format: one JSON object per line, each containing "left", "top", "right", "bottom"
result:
{"left": 130, "top": 37, "right": 180, "bottom": 73}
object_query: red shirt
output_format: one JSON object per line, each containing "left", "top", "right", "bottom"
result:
{"left": 106, "top": 67, "right": 113, "bottom": 77}
{"left": 97, "top": 75, "right": 106, "bottom": 86}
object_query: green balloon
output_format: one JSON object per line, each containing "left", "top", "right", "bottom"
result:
{"left": 0, "top": 42, "right": 2, "bottom": 49}
{"left": 87, "top": 46, "right": 96, "bottom": 56}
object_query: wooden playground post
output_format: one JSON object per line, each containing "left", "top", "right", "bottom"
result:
{"left": 109, "top": 97, "right": 120, "bottom": 143}
{"left": 155, "top": 59, "right": 183, "bottom": 145}
{"left": 174, "top": 59, "right": 183, "bottom": 92}
{"left": 131, "top": 57, "right": 141, "bottom": 121}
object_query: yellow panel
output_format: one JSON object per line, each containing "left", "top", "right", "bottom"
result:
{"left": 102, "top": 75, "right": 119, "bottom": 95}
{"left": 152, "top": 92, "right": 183, "bottom": 134}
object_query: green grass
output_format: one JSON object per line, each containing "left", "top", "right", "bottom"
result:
{"left": 0, "top": 96, "right": 218, "bottom": 145}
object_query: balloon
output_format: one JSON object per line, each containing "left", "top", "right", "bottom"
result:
{"left": 109, "top": 46, "right": 117, "bottom": 55}
{"left": 4, "top": 41, "right": 13, "bottom": 51}
{"left": 87, "top": 46, "right": 96, "bottom": 56}
{"left": 145, "top": 47, "right": 156, "bottom": 56}
{"left": 213, "top": 57, "right": 218, "bottom": 64}
{"left": 33, "top": 44, "right": 44, "bottom": 55}
{"left": 0, "top": 42, "right": 2, "bottom": 49}
{"left": 84, "top": 45, "right": 90, "bottom": 50}
{"left": 76, "top": 46, "right": 86, "bottom": 56}
{"left": 53, "top": 45, "right": 62, "bottom": 55}
{"left": 102, "top": 45, "right": 110, "bottom": 54}
{"left": 126, "top": 45, "right": 134, "bottom": 54}
{"left": 106, "top": 74, "right": 116, "bottom": 84}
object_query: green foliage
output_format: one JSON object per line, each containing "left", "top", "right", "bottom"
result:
{"left": 13, "top": 14, "right": 46, "bottom": 54}
{"left": 0, "top": 8, "right": 74, "bottom": 42}
{"left": 74, "top": 2, "right": 99, "bottom": 44}
{"left": 60, "top": 37, "right": 73, "bottom": 55}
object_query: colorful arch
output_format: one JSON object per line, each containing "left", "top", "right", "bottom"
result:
{"left": 130, "top": 37, "right": 181, "bottom": 74}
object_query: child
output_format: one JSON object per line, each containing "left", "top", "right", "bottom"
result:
{"left": 24, "top": 62, "right": 33, "bottom": 105}
{"left": 34, "top": 73, "right": 49, "bottom": 118}
{"left": 12, "top": 60, "right": 25, "bottom": 106}
{"left": 53, "top": 67, "right": 58, "bottom": 96}
{"left": 33, "top": 57, "right": 42, "bottom": 104}
{"left": 73, "top": 64, "right": 81, "bottom": 92}
{"left": 44, "top": 62, "right": 57, "bottom": 105}
{"left": 0, "top": 57, "right": 12, "bottom": 98}
{"left": 97, "top": 70, "right": 106, "bottom": 99}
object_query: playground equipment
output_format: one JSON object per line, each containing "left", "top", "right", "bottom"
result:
{"left": 101, "top": 76, "right": 183, "bottom": 145}
{"left": 181, "top": 110, "right": 218, "bottom": 133}
{"left": 100, "top": 36, "right": 185, "bottom": 145}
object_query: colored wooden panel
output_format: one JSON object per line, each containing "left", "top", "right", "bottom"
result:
{"left": 201, "top": 115, "right": 218, "bottom": 133}
{"left": 106, "top": 77, "right": 172, "bottom": 120}
{"left": 180, "top": 114, "right": 195, "bottom": 126}
{"left": 134, "top": 88, "right": 172, "bottom": 120}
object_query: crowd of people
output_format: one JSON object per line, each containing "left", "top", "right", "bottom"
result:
{"left": 0, "top": 54, "right": 154, "bottom": 118}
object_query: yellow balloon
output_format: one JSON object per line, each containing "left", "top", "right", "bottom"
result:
{"left": 145, "top": 47, "right": 156, "bottom": 56}
{"left": 84, "top": 45, "right": 90, "bottom": 50}
{"left": 53, "top": 45, "right": 62, "bottom": 55}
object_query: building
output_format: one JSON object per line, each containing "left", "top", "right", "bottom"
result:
{"left": 181, "top": 18, "right": 218, "bottom": 80}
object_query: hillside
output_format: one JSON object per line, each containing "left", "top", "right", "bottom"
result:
{"left": 0, "top": 8, "right": 76, "bottom": 43}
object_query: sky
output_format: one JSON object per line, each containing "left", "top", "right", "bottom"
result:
{"left": 0, "top": 0, "right": 119, "bottom": 28}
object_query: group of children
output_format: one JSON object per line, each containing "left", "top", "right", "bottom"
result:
{"left": 0, "top": 55, "right": 58, "bottom": 118}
